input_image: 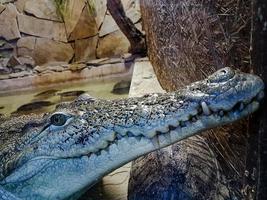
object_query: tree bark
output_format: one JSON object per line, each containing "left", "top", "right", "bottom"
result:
{"left": 129, "top": 1, "right": 251, "bottom": 199}
{"left": 246, "top": 0, "right": 267, "bottom": 199}
{"left": 106, "top": 0, "right": 146, "bottom": 55}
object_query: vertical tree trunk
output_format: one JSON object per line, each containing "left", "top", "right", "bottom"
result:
{"left": 246, "top": 0, "right": 267, "bottom": 199}
{"left": 106, "top": 0, "right": 146, "bottom": 55}
{"left": 129, "top": 1, "right": 251, "bottom": 199}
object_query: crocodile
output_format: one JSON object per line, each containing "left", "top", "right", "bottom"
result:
{"left": 0, "top": 68, "right": 264, "bottom": 200}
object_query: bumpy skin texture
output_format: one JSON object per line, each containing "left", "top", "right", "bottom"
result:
{"left": 0, "top": 68, "right": 264, "bottom": 200}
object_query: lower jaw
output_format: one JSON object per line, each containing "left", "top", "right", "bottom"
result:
{"left": 144, "top": 100, "right": 260, "bottom": 149}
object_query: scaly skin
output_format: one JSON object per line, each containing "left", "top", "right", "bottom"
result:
{"left": 0, "top": 68, "right": 264, "bottom": 200}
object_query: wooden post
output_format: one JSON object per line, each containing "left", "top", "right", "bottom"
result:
{"left": 246, "top": 0, "right": 267, "bottom": 199}
{"left": 106, "top": 0, "right": 146, "bottom": 55}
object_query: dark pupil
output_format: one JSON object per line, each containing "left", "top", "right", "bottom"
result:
{"left": 51, "top": 114, "right": 67, "bottom": 126}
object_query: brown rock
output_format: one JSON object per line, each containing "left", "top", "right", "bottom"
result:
{"left": 17, "top": 14, "right": 67, "bottom": 42}
{"left": 17, "top": 56, "right": 35, "bottom": 67}
{"left": 24, "top": 0, "right": 62, "bottom": 21}
{"left": 94, "top": 0, "right": 107, "bottom": 29}
{"left": 0, "top": 0, "right": 13, "bottom": 4}
{"left": 61, "top": 0, "right": 86, "bottom": 38}
{"left": 15, "top": 0, "right": 29, "bottom": 13}
{"left": 97, "top": 30, "right": 130, "bottom": 58}
{"left": 17, "top": 36, "right": 36, "bottom": 50}
{"left": 99, "top": 14, "right": 117, "bottom": 37}
{"left": 0, "top": 74, "right": 9, "bottom": 80}
{"left": 17, "top": 36, "right": 36, "bottom": 57}
{"left": 0, "top": 40, "right": 13, "bottom": 50}
{"left": 0, "top": 58, "right": 9, "bottom": 74}
{"left": 0, "top": 4, "right": 21, "bottom": 40}
{"left": 33, "top": 65, "right": 45, "bottom": 73}
{"left": 0, "top": 3, "right": 5, "bottom": 13}
{"left": 122, "top": 0, "right": 140, "bottom": 11}
{"left": 69, "top": 63, "right": 87, "bottom": 72}
{"left": 34, "top": 38, "right": 74, "bottom": 65}
{"left": 69, "top": 4, "right": 98, "bottom": 40}
{"left": 7, "top": 56, "right": 22, "bottom": 67}
{"left": 74, "top": 36, "right": 98, "bottom": 62}
{"left": 9, "top": 71, "right": 32, "bottom": 78}
{"left": 86, "top": 57, "right": 109, "bottom": 65}
{"left": 99, "top": 8, "right": 141, "bottom": 36}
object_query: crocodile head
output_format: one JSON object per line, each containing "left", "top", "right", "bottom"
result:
{"left": 0, "top": 68, "right": 264, "bottom": 199}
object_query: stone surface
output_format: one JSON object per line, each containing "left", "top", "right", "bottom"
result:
{"left": 0, "top": 4, "right": 21, "bottom": 40}
{"left": 68, "top": 63, "right": 87, "bottom": 71}
{"left": 69, "top": 4, "right": 98, "bottom": 40}
{"left": 99, "top": 6, "right": 141, "bottom": 37}
{"left": 122, "top": 0, "right": 140, "bottom": 12}
{"left": 15, "top": 0, "right": 28, "bottom": 13}
{"left": 24, "top": 0, "right": 62, "bottom": 21}
{"left": 62, "top": 0, "right": 86, "bottom": 38}
{"left": 7, "top": 55, "right": 22, "bottom": 67}
{"left": 94, "top": 0, "right": 107, "bottom": 29}
{"left": 0, "top": 58, "right": 9, "bottom": 74}
{"left": 0, "top": 0, "right": 13, "bottom": 4}
{"left": 17, "top": 14, "right": 67, "bottom": 42}
{"left": 97, "top": 30, "right": 130, "bottom": 58}
{"left": 74, "top": 36, "right": 98, "bottom": 61}
{"left": 34, "top": 38, "right": 74, "bottom": 65}
{"left": 87, "top": 57, "right": 110, "bottom": 65}
{"left": 12, "top": 64, "right": 30, "bottom": 73}
{"left": 0, "top": 40, "right": 13, "bottom": 50}
{"left": 0, "top": 0, "right": 141, "bottom": 66}
{"left": 129, "top": 58, "right": 165, "bottom": 96}
{"left": 0, "top": 74, "right": 9, "bottom": 80}
{"left": 0, "top": 3, "right": 5, "bottom": 13}
{"left": 17, "top": 36, "right": 35, "bottom": 50}
{"left": 17, "top": 56, "right": 35, "bottom": 67}
{"left": 8, "top": 71, "right": 32, "bottom": 78}
{"left": 17, "top": 36, "right": 36, "bottom": 57}
{"left": 0, "top": 40, "right": 5, "bottom": 47}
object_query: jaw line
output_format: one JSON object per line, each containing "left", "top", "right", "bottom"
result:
{"left": 1, "top": 156, "right": 54, "bottom": 185}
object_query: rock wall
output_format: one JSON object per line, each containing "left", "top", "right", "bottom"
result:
{"left": 0, "top": 0, "right": 141, "bottom": 69}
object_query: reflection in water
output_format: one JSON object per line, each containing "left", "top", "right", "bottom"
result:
{"left": 0, "top": 78, "right": 130, "bottom": 116}
{"left": 111, "top": 80, "right": 131, "bottom": 95}
{"left": 14, "top": 101, "right": 54, "bottom": 115}
{"left": 58, "top": 90, "right": 85, "bottom": 97}
{"left": 34, "top": 89, "right": 59, "bottom": 99}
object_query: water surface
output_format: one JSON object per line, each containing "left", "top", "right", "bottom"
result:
{"left": 0, "top": 77, "right": 130, "bottom": 116}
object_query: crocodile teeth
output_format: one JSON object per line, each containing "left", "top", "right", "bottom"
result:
{"left": 96, "top": 140, "right": 108, "bottom": 150}
{"left": 201, "top": 101, "right": 211, "bottom": 115}
{"left": 105, "top": 132, "right": 116, "bottom": 142}
{"left": 157, "top": 126, "right": 169, "bottom": 133}
{"left": 151, "top": 136, "right": 160, "bottom": 148}
{"left": 146, "top": 130, "right": 157, "bottom": 138}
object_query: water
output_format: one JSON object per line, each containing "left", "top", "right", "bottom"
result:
{"left": 0, "top": 77, "right": 130, "bottom": 116}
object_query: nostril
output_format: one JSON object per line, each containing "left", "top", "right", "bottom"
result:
{"left": 208, "top": 68, "right": 235, "bottom": 83}
{"left": 221, "top": 69, "right": 227, "bottom": 74}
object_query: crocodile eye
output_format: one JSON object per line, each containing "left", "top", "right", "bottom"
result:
{"left": 50, "top": 113, "right": 70, "bottom": 126}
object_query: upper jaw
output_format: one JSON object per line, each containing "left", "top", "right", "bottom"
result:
{"left": 207, "top": 76, "right": 264, "bottom": 113}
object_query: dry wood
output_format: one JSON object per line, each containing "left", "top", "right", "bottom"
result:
{"left": 106, "top": 0, "right": 146, "bottom": 55}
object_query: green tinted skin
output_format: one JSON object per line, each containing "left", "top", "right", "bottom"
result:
{"left": 0, "top": 68, "right": 264, "bottom": 200}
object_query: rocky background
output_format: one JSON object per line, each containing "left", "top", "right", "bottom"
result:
{"left": 0, "top": 0, "right": 141, "bottom": 75}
